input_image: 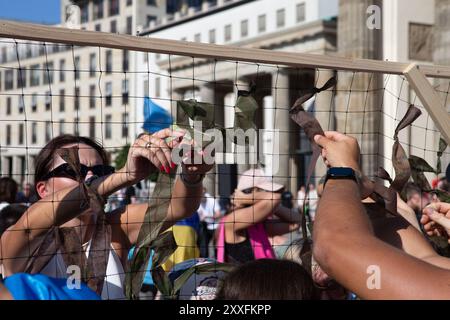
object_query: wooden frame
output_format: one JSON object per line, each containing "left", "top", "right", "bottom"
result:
{"left": 1, "top": 19, "right": 450, "bottom": 78}
{"left": 404, "top": 63, "right": 450, "bottom": 144}
{"left": 0, "top": 19, "right": 448, "bottom": 144}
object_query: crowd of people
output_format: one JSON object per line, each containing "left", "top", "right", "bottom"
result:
{"left": 0, "top": 128, "right": 449, "bottom": 300}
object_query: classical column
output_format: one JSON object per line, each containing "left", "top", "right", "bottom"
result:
{"left": 271, "top": 71, "right": 290, "bottom": 189}
{"left": 199, "top": 84, "right": 216, "bottom": 196}
{"left": 314, "top": 69, "right": 336, "bottom": 182}
{"left": 234, "top": 79, "right": 252, "bottom": 176}
{"left": 433, "top": 0, "right": 450, "bottom": 169}
{"left": 336, "top": 0, "right": 383, "bottom": 178}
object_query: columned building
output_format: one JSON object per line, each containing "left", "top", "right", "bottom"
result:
{"left": 137, "top": 0, "right": 338, "bottom": 196}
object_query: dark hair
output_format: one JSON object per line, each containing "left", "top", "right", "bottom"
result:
{"left": 216, "top": 259, "right": 318, "bottom": 300}
{"left": 0, "top": 204, "right": 27, "bottom": 235}
{"left": 0, "top": 177, "right": 18, "bottom": 203}
{"left": 34, "top": 134, "right": 109, "bottom": 187}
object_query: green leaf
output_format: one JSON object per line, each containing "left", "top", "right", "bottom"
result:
{"left": 410, "top": 171, "right": 432, "bottom": 191}
{"left": 431, "top": 190, "right": 450, "bottom": 203}
{"left": 409, "top": 155, "right": 436, "bottom": 173}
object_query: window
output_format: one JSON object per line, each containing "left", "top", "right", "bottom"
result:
{"left": 109, "top": 0, "right": 119, "bottom": 16}
{"left": 6, "top": 125, "right": 11, "bottom": 145}
{"left": 45, "top": 121, "right": 51, "bottom": 142}
{"left": 89, "top": 116, "right": 96, "bottom": 138}
{"left": 89, "top": 85, "right": 96, "bottom": 109}
{"left": 95, "top": 24, "right": 102, "bottom": 32}
{"left": 74, "top": 56, "right": 80, "bottom": 80}
{"left": 122, "top": 79, "right": 129, "bottom": 104}
{"left": 122, "top": 50, "right": 129, "bottom": 72}
{"left": 146, "top": 15, "right": 157, "bottom": 27}
{"left": 122, "top": 113, "right": 128, "bottom": 138}
{"left": 17, "top": 68, "right": 26, "bottom": 88}
{"left": 276, "top": 9, "right": 285, "bottom": 28}
{"left": 32, "top": 94, "right": 37, "bottom": 112}
{"left": 45, "top": 91, "right": 51, "bottom": 111}
{"left": 26, "top": 45, "right": 32, "bottom": 58}
{"left": 94, "top": 0, "right": 104, "bottom": 19}
{"left": 80, "top": 2, "right": 89, "bottom": 23}
{"left": 297, "top": 3, "right": 305, "bottom": 22}
{"left": 59, "top": 119, "right": 65, "bottom": 135}
{"left": 31, "top": 65, "right": 40, "bottom": 87}
{"left": 59, "top": 60, "right": 65, "bottom": 82}
{"left": 106, "top": 82, "right": 112, "bottom": 106}
{"left": 43, "top": 61, "right": 54, "bottom": 84}
{"left": 31, "top": 122, "right": 37, "bottom": 144}
{"left": 155, "top": 77, "right": 161, "bottom": 97}
{"left": 74, "top": 117, "right": 79, "bottom": 135}
{"left": 224, "top": 24, "right": 232, "bottom": 42}
{"left": 5, "top": 69, "right": 14, "bottom": 90}
{"left": 127, "top": 0, "right": 132, "bottom": 6}
{"left": 74, "top": 87, "right": 80, "bottom": 110}
{"left": 110, "top": 20, "right": 117, "bottom": 33}
{"left": 258, "top": 14, "right": 266, "bottom": 33}
{"left": 106, "top": 50, "right": 112, "bottom": 73}
{"left": 18, "top": 96, "right": 24, "bottom": 114}
{"left": 209, "top": 29, "right": 216, "bottom": 44}
{"left": 147, "top": 0, "right": 156, "bottom": 5}
{"left": 126, "top": 16, "right": 132, "bottom": 35}
{"left": 6, "top": 97, "right": 11, "bottom": 115}
{"left": 18, "top": 123, "right": 24, "bottom": 145}
{"left": 194, "top": 33, "right": 201, "bottom": 42}
{"left": 105, "top": 114, "right": 112, "bottom": 139}
{"left": 241, "top": 19, "right": 248, "bottom": 38}
{"left": 59, "top": 89, "right": 65, "bottom": 112}
{"left": 89, "top": 53, "right": 96, "bottom": 77}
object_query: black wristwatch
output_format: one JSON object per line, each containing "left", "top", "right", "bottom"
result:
{"left": 324, "top": 167, "right": 358, "bottom": 188}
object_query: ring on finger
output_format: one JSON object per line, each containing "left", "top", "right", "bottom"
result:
{"left": 145, "top": 142, "right": 152, "bottom": 149}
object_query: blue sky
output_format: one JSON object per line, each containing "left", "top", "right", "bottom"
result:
{"left": 0, "top": 0, "right": 60, "bottom": 25}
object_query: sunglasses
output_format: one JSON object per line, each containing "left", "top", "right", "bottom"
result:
{"left": 41, "top": 163, "right": 115, "bottom": 181}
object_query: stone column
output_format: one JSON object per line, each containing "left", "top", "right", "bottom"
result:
{"left": 272, "top": 71, "right": 290, "bottom": 189}
{"left": 336, "top": 0, "right": 383, "bottom": 178}
{"left": 199, "top": 84, "right": 216, "bottom": 196}
{"left": 433, "top": 0, "right": 450, "bottom": 170}
{"left": 314, "top": 69, "right": 336, "bottom": 182}
{"left": 234, "top": 79, "right": 252, "bottom": 176}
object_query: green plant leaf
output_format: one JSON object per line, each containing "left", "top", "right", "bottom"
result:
{"left": 409, "top": 155, "right": 436, "bottom": 173}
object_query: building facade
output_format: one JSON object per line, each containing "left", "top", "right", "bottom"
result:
{"left": 0, "top": 0, "right": 167, "bottom": 183}
{"left": 137, "top": 0, "right": 338, "bottom": 195}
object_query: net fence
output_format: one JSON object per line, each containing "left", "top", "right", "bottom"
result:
{"left": 0, "top": 27, "right": 449, "bottom": 300}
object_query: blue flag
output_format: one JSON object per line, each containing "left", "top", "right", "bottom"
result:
{"left": 142, "top": 97, "right": 173, "bottom": 134}
{"left": 4, "top": 273, "right": 100, "bottom": 300}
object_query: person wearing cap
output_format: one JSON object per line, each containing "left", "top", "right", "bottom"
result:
{"left": 216, "top": 169, "right": 301, "bottom": 264}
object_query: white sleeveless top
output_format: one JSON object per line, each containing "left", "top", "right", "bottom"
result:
{"left": 40, "top": 241, "right": 126, "bottom": 300}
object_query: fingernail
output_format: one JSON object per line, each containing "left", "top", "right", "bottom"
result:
{"left": 165, "top": 166, "right": 170, "bottom": 173}
{"left": 160, "top": 166, "right": 165, "bottom": 172}
{"left": 171, "top": 162, "right": 176, "bottom": 169}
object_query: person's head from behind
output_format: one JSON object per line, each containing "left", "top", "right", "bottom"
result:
{"left": 0, "top": 204, "right": 27, "bottom": 236}
{"left": 308, "top": 183, "right": 315, "bottom": 191}
{"left": 216, "top": 259, "right": 317, "bottom": 300}
{"left": 34, "top": 134, "right": 113, "bottom": 200}
{"left": 0, "top": 177, "right": 18, "bottom": 204}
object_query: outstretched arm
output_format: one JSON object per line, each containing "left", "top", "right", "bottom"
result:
{"left": 312, "top": 131, "right": 450, "bottom": 299}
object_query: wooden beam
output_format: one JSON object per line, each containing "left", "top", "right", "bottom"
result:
{"left": 1, "top": 19, "right": 450, "bottom": 78}
{"left": 404, "top": 63, "right": 450, "bottom": 145}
